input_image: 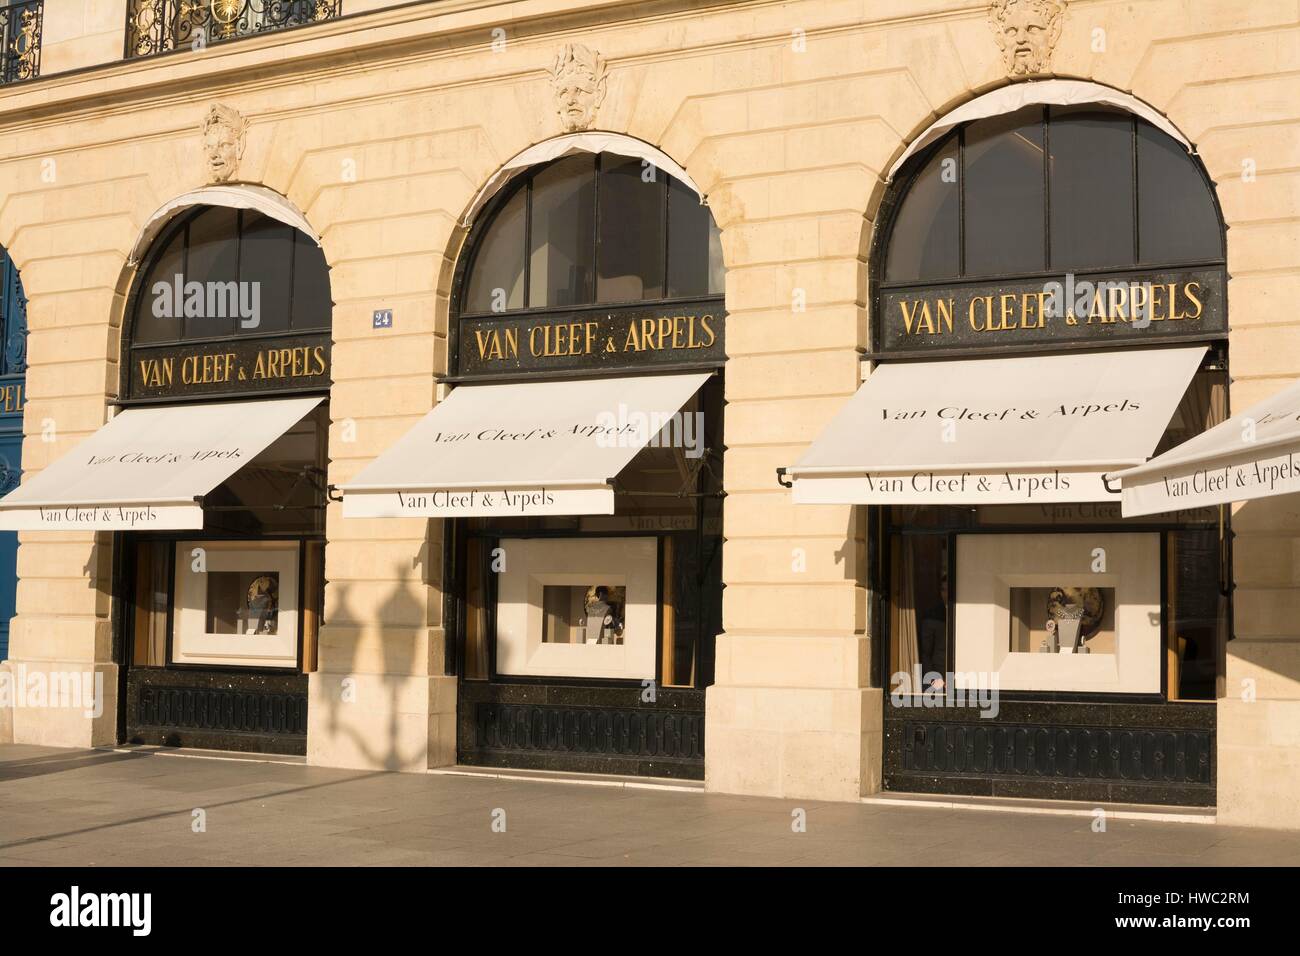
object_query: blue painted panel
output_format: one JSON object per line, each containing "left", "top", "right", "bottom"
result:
{"left": 0, "top": 247, "right": 28, "bottom": 661}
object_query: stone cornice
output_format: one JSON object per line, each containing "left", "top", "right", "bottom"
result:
{"left": 0, "top": 0, "right": 727, "bottom": 129}
{"left": 0, "top": 0, "right": 1004, "bottom": 132}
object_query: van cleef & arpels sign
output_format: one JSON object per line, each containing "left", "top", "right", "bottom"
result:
{"left": 457, "top": 299, "right": 724, "bottom": 378}
{"left": 878, "top": 267, "right": 1225, "bottom": 354}
{"left": 128, "top": 333, "right": 331, "bottom": 401}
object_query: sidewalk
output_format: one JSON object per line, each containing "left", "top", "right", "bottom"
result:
{"left": 2, "top": 744, "right": 1297, "bottom": 867}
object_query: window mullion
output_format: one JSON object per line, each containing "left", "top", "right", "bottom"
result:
{"left": 590, "top": 153, "right": 601, "bottom": 305}
{"left": 523, "top": 179, "right": 533, "bottom": 309}
{"left": 1042, "top": 107, "right": 1052, "bottom": 271}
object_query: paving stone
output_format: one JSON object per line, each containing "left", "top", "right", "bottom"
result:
{"left": 3, "top": 745, "right": 1300, "bottom": 866}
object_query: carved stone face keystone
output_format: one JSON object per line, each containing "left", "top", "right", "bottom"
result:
{"left": 989, "top": 0, "right": 1065, "bottom": 76}
{"left": 549, "top": 44, "right": 608, "bottom": 132}
{"left": 201, "top": 104, "right": 248, "bottom": 183}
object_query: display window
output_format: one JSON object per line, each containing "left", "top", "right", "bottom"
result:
{"left": 456, "top": 378, "right": 725, "bottom": 690}
{"left": 495, "top": 536, "right": 657, "bottom": 679}
{"left": 172, "top": 541, "right": 300, "bottom": 668}
{"left": 884, "top": 368, "right": 1229, "bottom": 701}
{"left": 954, "top": 532, "right": 1158, "bottom": 694}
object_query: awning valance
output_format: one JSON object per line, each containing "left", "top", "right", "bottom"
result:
{"left": 886, "top": 80, "right": 1193, "bottom": 182}
{"left": 783, "top": 347, "right": 1206, "bottom": 506}
{"left": 129, "top": 185, "right": 320, "bottom": 265}
{"left": 341, "top": 372, "right": 710, "bottom": 518}
{"left": 0, "top": 396, "right": 323, "bottom": 531}
{"left": 1114, "top": 378, "right": 1300, "bottom": 517}
{"left": 462, "top": 133, "right": 703, "bottom": 226}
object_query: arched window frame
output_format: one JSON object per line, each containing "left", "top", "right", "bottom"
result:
{"left": 120, "top": 203, "right": 333, "bottom": 405}
{"left": 869, "top": 100, "right": 1233, "bottom": 709}
{"left": 449, "top": 153, "right": 724, "bottom": 379}
{"left": 124, "top": 205, "right": 332, "bottom": 348}
{"left": 872, "top": 104, "right": 1228, "bottom": 292}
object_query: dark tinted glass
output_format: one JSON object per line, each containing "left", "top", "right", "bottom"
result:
{"left": 667, "top": 178, "right": 722, "bottom": 297}
{"left": 597, "top": 155, "right": 665, "bottom": 302}
{"left": 183, "top": 206, "right": 240, "bottom": 338}
{"left": 1049, "top": 109, "right": 1135, "bottom": 270}
{"left": 238, "top": 212, "right": 293, "bottom": 334}
{"left": 290, "top": 233, "right": 331, "bottom": 330}
{"left": 464, "top": 186, "right": 526, "bottom": 313}
{"left": 1138, "top": 122, "right": 1223, "bottom": 263}
{"left": 885, "top": 137, "right": 960, "bottom": 282}
{"left": 133, "top": 225, "right": 186, "bottom": 344}
{"left": 205, "top": 402, "right": 328, "bottom": 536}
{"left": 132, "top": 205, "right": 329, "bottom": 346}
{"left": 963, "top": 107, "right": 1046, "bottom": 275}
{"left": 529, "top": 154, "right": 596, "bottom": 307}
{"left": 463, "top": 156, "right": 723, "bottom": 312}
{"left": 706, "top": 217, "right": 724, "bottom": 295}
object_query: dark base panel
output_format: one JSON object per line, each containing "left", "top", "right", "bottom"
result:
{"left": 125, "top": 668, "right": 308, "bottom": 757}
{"left": 884, "top": 700, "right": 1215, "bottom": 808}
{"left": 458, "top": 681, "right": 705, "bottom": 780}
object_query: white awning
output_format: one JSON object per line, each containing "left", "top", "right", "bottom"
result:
{"left": 784, "top": 347, "right": 1206, "bottom": 506}
{"left": 887, "top": 80, "right": 1193, "bottom": 182}
{"left": 0, "top": 396, "right": 323, "bottom": 530}
{"left": 129, "top": 185, "right": 321, "bottom": 265}
{"left": 462, "top": 132, "right": 703, "bottom": 226}
{"left": 341, "top": 372, "right": 710, "bottom": 519}
{"left": 1114, "top": 379, "right": 1300, "bottom": 517}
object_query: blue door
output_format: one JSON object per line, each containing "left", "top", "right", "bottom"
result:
{"left": 0, "top": 248, "right": 27, "bottom": 661}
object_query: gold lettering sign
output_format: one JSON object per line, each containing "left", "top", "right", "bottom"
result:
{"left": 469, "top": 313, "right": 718, "bottom": 364}
{"left": 130, "top": 338, "right": 331, "bottom": 399}
{"left": 0, "top": 383, "right": 24, "bottom": 415}
{"left": 878, "top": 269, "right": 1224, "bottom": 355}
{"left": 897, "top": 282, "right": 1203, "bottom": 337}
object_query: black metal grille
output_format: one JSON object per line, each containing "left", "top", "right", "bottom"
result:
{"left": 475, "top": 703, "right": 705, "bottom": 762}
{"left": 894, "top": 719, "right": 1213, "bottom": 787}
{"left": 138, "top": 684, "right": 308, "bottom": 737}
{"left": 125, "top": 0, "right": 342, "bottom": 59}
{"left": 1, "top": 1, "right": 41, "bottom": 84}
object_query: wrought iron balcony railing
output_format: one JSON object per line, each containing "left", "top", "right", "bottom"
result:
{"left": 126, "top": 0, "right": 342, "bottom": 59}
{"left": 1, "top": 1, "right": 42, "bottom": 84}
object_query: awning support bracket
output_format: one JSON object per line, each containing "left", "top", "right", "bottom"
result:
{"left": 776, "top": 467, "right": 792, "bottom": 489}
{"left": 676, "top": 447, "right": 719, "bottom": 498}
{"left": 1100, "top": 473, "right": 1121, "bottom": 495}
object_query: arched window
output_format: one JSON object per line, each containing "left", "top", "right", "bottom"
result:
{"left": 113, "top": 201, "right": 332, "bottom": 726}
{"left": 881, "top": 105, "right": 1224, "bottom": 283}
{"left": 869, "top": 99, "right": 1229, "bottom": 711}
{"left": 443, "top": 150, "right": 726, "bottom": 774}
{"left": 130, "top": 205, "right": 331, "bottom": 345}
{"left": 458, "top": 153, "right": 724, "bottom": 316}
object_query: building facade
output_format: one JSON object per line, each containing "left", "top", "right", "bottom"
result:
{"left": 0, "top": 0, "right": 1298, "bottom": 829}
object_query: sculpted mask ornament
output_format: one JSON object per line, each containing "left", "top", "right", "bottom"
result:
{"left": 549, "top": 44, "right": 608, "bottom": 132}
{"left": 201, "top": 104, "right": 248, "bottom": 183}
{"left": 988, "top": 0, "right": 1066, "bottom": 75}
